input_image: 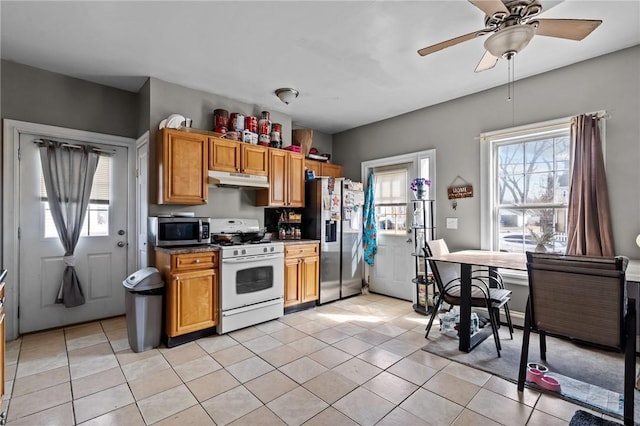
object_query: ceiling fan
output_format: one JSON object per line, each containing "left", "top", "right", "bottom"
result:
{"left": 417, "top": 0, "right": 602, "bottom": 72}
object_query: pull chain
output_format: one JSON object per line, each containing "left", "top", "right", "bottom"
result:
{"left": 507, "top": 56, "right": 516, "bottom": 125}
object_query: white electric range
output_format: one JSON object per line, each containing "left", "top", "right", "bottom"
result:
{"left": 210, "top": 218, "right": 284, "bottom": 334}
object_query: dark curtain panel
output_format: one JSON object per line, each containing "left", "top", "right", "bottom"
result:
{"left": 39, "top": 139, "right": 99, "bottom": 307}
{"left": 566, "top": 114, "right": 615, "bottom": 256}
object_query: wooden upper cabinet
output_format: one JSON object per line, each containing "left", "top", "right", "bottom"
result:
{"left": 305, "top": 160, "right": 321, "bottom": 177}
{"left": 256, "top": 150, "right": 304, "bottom": 207}
{"left": 305, "top": 159, "right": 343, "bottom": 178}
{"left": 158, "top": 129, "right": 208, "bottom": 205}
{"left": 241, "top": 144, "right": 269, "bottom": 176}
{"left": 288, "top": 152, "right": 305, "bottom": 207}
{"left": 321, "top": 162, "right": 343, "bottom": 178}
{"left": 209, "top": 137, "right": 268, "bottom": 176}
{"left": 209, "top": 138, "right": 240, "bottom": 172}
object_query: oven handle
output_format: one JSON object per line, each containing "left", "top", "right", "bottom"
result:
{"left": 222, "top": 254, "right": 283, "bottom": 264}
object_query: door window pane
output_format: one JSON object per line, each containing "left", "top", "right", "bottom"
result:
{"left": 374, "top": 168, "right": 408, "bottom": 235}
{"left": 41, "top": 155, "right": 111, "bottom": 238}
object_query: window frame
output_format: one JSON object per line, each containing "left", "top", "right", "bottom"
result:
{"left": 480, "top": 113, "right": 606, "bottom": 280}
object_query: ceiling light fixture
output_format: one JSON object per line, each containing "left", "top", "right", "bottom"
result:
{"left": 275, "top": 88, "right": 299, "bottom": 105}
{"left": 484, "top": 25, "right": 535, "bottom": 59}
{"left": 484, "top": 25, "right": 535, "bottom": 102}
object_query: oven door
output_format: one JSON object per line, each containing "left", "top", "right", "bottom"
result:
{"left": 220, "top": 253, "right": 284, "bottom": 310}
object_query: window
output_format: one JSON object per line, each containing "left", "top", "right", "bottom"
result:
{"left": 41, "top": 155, "right": 111, "bottom": 238}
{"left": 482, "top": 120, "right": 571, "bottom": 254}
{"left": 374, "top": 168, "right": 408, "bottom": 234}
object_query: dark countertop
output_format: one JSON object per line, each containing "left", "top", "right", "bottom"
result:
{"left": 153, "top": 245, "right": 220, "bottom": 255}
{"left": 152, "top": 240, "right": 320, "bottom": 254}
{"left": 278, "top": 239, "right": 321, "bottom": 245}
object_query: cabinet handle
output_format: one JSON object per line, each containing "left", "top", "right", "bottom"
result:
{"left": 175, "top": 276, "right": 180, "bottom": 281}
{"left": 195, "top": 259, "right": 200, "bottom": 263}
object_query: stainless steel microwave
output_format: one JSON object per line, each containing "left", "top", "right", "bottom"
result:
{"left": 148, "top": 216, "right": 211, "bottom": 247}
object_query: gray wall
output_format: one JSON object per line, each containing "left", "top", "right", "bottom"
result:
{"left": 333, "top": 46, "right": 640, "bottom": 259}
{"left": 0, "top": 60, "right": 140, "bottom": 266}
{"left": 1, "top": 60, "right": 139, "bottom": 138}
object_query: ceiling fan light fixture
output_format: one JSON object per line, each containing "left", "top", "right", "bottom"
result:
{"left": 484, "top": 25, "right": 535, "bottom": 58}
{"left": 275, "top": 88, "right": 299, "bottom": 105}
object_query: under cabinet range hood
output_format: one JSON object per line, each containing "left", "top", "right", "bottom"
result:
{"left": 208, "top": 170, "right": 269, "bottom": 189}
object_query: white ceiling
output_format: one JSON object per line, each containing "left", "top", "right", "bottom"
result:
{"left": 1, "top": 1, "right": 639, "bottom": 134}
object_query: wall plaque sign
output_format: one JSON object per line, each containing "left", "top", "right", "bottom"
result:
{"left": 447, "top": 184, "right": 473, "bottom": 199}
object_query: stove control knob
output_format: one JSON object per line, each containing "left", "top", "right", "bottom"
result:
{"left": 242, "top": 249, "right": 247, "bottom": 255}
{"left": 263, "top": 247, "right": 267, "bottom": 253}
{"left": 270, "top": 247, "right": 275, "bottom": 252}
{"left": 233, "top": 250, "right": 239, "bottom": 256}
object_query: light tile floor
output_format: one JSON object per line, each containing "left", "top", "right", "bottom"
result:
{"left": 2, "top": 294, "right": 616, "bottom": 425}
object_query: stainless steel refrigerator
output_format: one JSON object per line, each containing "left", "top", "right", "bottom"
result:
{"left": 304, "top": 177, "right": 365, "bottom": 304}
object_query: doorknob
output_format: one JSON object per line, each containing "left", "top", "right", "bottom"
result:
{"left": 117, "top": 241, "right": 126, "bottom": 247}
{"left": 118, "top": 229, "right": 125, "bottom": 236}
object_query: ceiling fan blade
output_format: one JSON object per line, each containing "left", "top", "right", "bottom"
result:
{"left": 468, "top": 0, "right": 509, "bottom": 17}
{"left": 417, "top": 30, "right": 484, "bottom": 56}
{"left": 475, "top": 51, "right": 499, "bottom": 72}
{"left": 534, "top": 19, "right": 603, "bottom": 41}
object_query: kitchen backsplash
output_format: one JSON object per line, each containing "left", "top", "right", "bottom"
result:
{"left": 149, "top": 186, "right": 265, "bottom": 226}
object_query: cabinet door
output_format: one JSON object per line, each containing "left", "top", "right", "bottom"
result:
{"left": 242, "top": 144, "right": 269, "bottom": 176}
{"left": 305, "top": 160, "right": 321, "bottom": 178}
{"left": 167, "top": 269, "right": 216, "bottom": 336}
{"left": 209, "top": 138, "right": 241, "bottom": 172}
{"left": 322, "top": 163, "right": 343, "bottom": 178}
{"left": 284, "top": 257, "right": 302, "bottom": 307}
{"left": 288, "top": 152, "right": 305, "bottom": 207}
{"left": 159, "top": 129, "right": 208, "bottom": 205}
{"left": 301, "top": 255, "right": 319, "bottom": 303}
{"left": 257, "top": 149, "right": 287, "bottom": 207}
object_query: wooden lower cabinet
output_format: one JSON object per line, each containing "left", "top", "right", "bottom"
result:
{"left": 155, "top": 251, "right": 219, "bottom": 345}
{"left": 284, "top": 243, "right": 319, "bottom": 308}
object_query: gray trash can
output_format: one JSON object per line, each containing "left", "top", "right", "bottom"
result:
{"left": 123, "top": 267, "right": 164, "bottom": 353}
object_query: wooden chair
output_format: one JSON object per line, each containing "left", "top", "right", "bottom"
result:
{"left": 517, "top": 252, "right": 635, "bottom": 425}
{"left": 424, "top": 239, "right": 513, "bottom": 357}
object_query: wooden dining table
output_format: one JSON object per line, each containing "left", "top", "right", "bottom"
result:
{"left": 427, "top": 250, "right": 640, "bottom": 353}
{"left": 426, "top": 250, "right": 526, "bottom": 352}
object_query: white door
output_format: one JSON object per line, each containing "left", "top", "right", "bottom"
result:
{"left": 372, "top": 232, "right": 414, "bottom": 300}
{"left": 363, "top": 150, "right": 435, "bottom": 302}
{"left": 369, "top": 166, "right": 414, "bottom": 301}
{"left": 18, "top": 133, "right": 129, "bottom": 333}
{"left": 136, "top": 134, "right": 149, "bottom": 269}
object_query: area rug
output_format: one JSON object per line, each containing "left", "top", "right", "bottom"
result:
{"left": 570, "top": 410, "right": 622, "bottom": 426}
{"left": 421, "top": 325, "right": 639, "bottom": 422}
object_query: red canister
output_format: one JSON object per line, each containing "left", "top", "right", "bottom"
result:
{"left": 229, "top": 112, "right": 245, "bottom": 132}
{"left": 258, "top": 110, "right": 271, "bottom": 136}
{"left": 214, "top": 126, "right": 228, "bottom": 134}
{"left": 245, "top": 116, "right": 258, "bottom": 134}
{"left": 213, "top": 109, "right": 229, "bottom": 129}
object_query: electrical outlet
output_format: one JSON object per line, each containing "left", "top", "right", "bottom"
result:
{"left": 446, "top": 218, "right": 458, "bottom": 229}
